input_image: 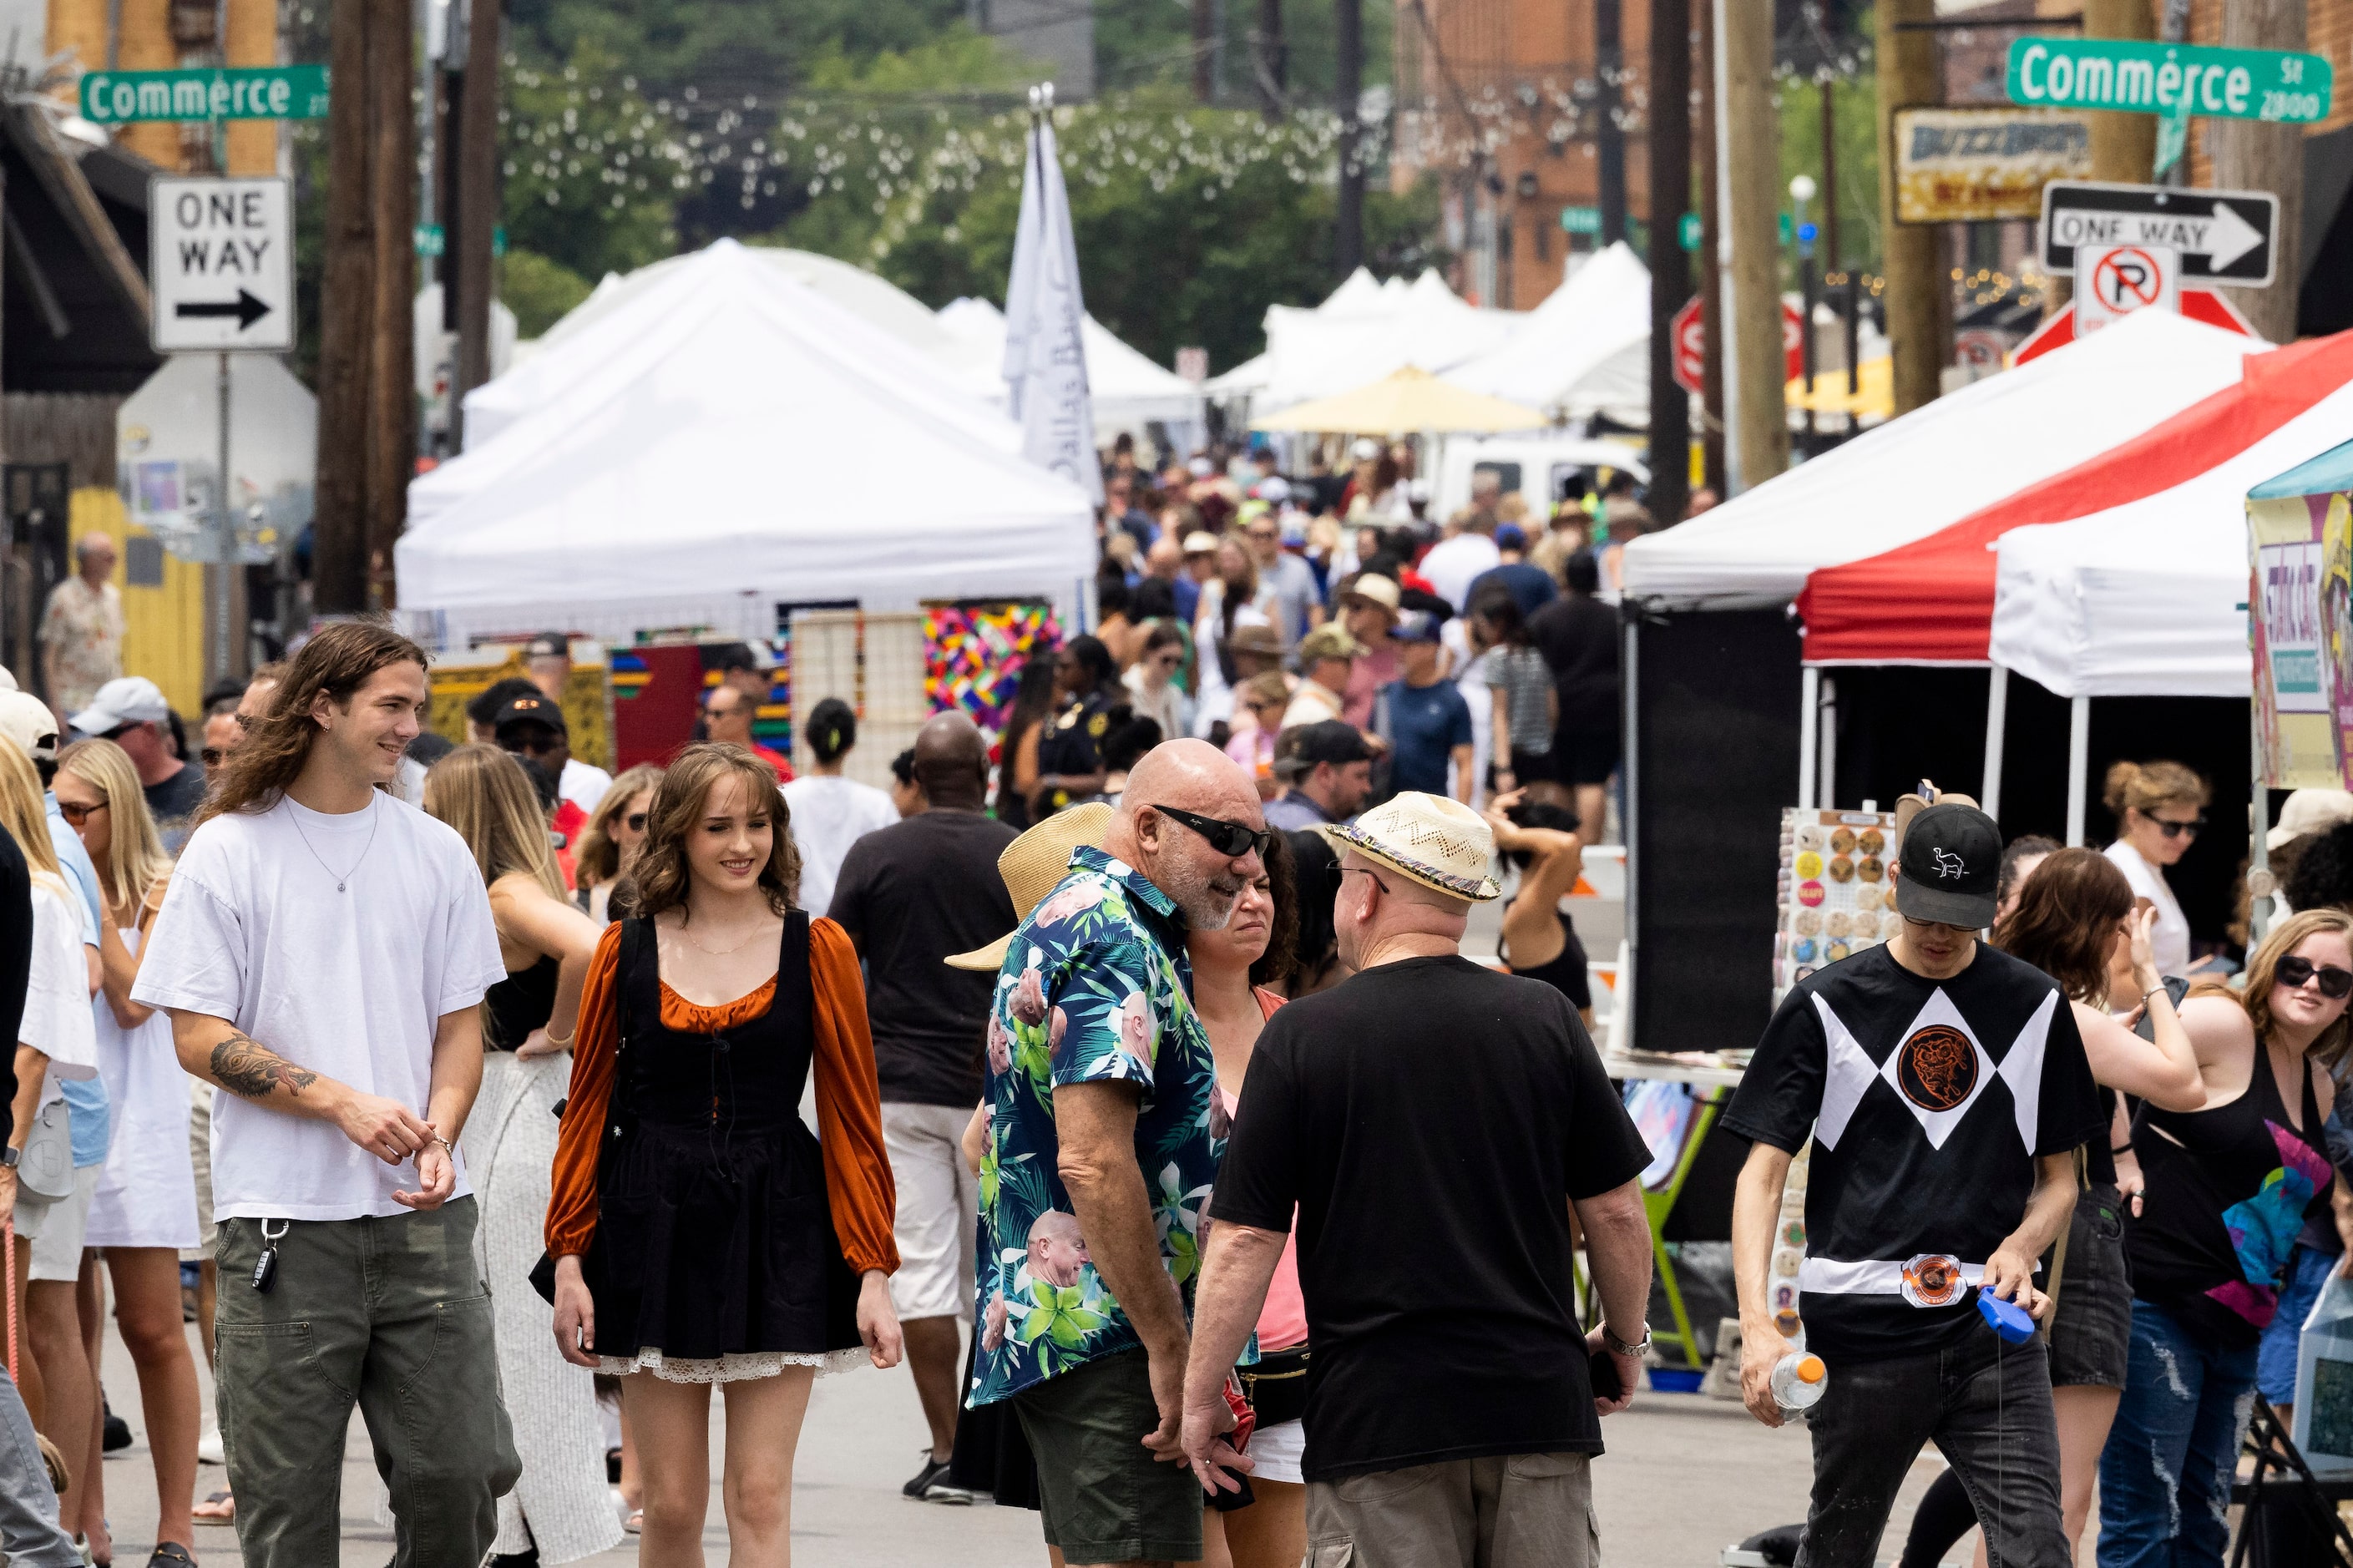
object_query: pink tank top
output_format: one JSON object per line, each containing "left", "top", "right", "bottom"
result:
{"left": 1212, "top": 989, "right": 1309, "bottom": 1353}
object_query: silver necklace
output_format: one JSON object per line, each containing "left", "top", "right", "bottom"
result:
{"left": 286, "top": 797, "right": 380, "bottom": 893}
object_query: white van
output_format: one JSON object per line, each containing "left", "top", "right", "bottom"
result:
{"left": 1431, "top": 432, "right": 1648, "bottom": 523}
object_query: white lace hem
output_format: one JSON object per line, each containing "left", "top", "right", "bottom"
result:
{"left": 596, "top": 1346, "right": 868, "bottom": 1383}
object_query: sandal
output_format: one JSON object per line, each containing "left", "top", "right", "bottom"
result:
{"left": 147, "top": 1547, "right": 197, "bottom": 1567}
{"left": 190, "top": 1493, "right": 234, "bottom": 1524}
{"left": 624, "top": 1510, "right": 642, "bottom": 1535}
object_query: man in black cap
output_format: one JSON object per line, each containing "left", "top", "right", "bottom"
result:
{"left": 1263, "top": 721, "right": 1373, "bottom": 831}
{"left": 1723, "top": 798, "right": 2103, "bottom": 1568}
{"left": 523, "top": 630, "right": 571, "bottom": 703}
{"left": 489, "top": 692, "right": 593, "bottom": 855}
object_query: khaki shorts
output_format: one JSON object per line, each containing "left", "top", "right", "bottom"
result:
{"left": 1305, "top": 1451, "right": 1598, "bottom": 1568}
{"left": 15, "top": 1164, "right": 99, "bottom": 1282}
{"left": 882, "top": 1102, "right": 977, "bottom": 1322}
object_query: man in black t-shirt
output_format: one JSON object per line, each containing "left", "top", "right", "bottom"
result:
{"left": 1182, "top": 792, "right": 1656, "bottom": 1568}
{"left": 1726, "top": 802, "right": 2102, "bottom": 1568}
{"left": 827, "top": 711, "right": 1016, "bottom": 1504}
{"left": 1524, "top": 549, "right": 1617, "bottom": 844}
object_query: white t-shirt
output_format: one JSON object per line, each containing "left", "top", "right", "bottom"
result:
{"left": 2104, "top": 839, "right": 2193, "bottom": 979}
{"left": 23, "top": 875, "right": 99, "bottom": 1098}
{"left": 782, "top": 775, "right": 902, "bottom": 918}
{"left": 132, "top": 792, "right": 505, "bottom": 1222}
{"left": 1419, "top": 534, "right": 1503, "bottom": 618}
{"left": 559, "top": 757, "right": 615, "bottom": 818}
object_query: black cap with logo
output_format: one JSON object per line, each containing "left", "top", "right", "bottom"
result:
{"left": 1895, "top": 802, "right": 2002, "bottom": 929}
{"left": 490, "top": 692, "right": 567, "bottom": 737}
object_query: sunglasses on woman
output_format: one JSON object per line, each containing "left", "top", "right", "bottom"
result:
{"left": 58, "top": 801, "right": 107, "bottom": 827}
{"left": 625, "top": 812, "right": 648, "bottom": 832}
{"left": 2153, "top": 815, "right": 2207, "bottom": 838}
{"left": 1153, "top": 805, "right": 1277, "bottom": 862}
{"left": 2276, "top": 953, "right": 2353, "bottom": 999}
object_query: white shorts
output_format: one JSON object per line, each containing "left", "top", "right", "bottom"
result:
{"left": 1250, "top": 1418, "right": 1306, "bottom": 1485}
{"left": 883, "top": 1102, "right": 977, "bottom": 1323}
{"left": 16, "top": 1165, "right": 98, "bottom": 1282}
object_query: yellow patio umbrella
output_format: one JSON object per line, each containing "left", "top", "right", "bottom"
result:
{"left": 1785, "top": 355, "right": 1894, "bottom": 420}
{"left": 1252, "top": 365, "right": 1550, "bottom": 434}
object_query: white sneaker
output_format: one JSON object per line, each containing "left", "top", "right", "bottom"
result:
{"left": 197, "top": 1427, "right": 225, "bottom": 1464}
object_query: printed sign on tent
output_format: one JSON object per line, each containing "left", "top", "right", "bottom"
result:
{"left": 2252, "top": 488, "right": 2353, "bottom": 788}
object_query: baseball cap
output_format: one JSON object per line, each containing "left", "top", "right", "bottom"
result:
{"left": 0, "top": 692, "right": 60, "bottom": 769}
{"left": 1339, "top": 573, "right": 1401, "bottom": 620}
{"left": 1182, "top": 530, "right": 1221, "bottom": 557}
{"left": 490, "top": 692, "right": 567, "bottom": 737}
{"left": 1350, "top": 438, "right": 1381, "bottom": 461}
{"left": 524, "top": 631, "right": 569, "bottom": 661}
{"left": 1393, "top": 609, "right": 1444, "bottom": 645}
{"left": 1222, "top": 624, "right": 1285, "bottom": 660}
{"left": 1495, "top": 522, "right": 1529, "bottom": 550}
{"left": 1256, "top": 476, "right": 1292, "bottom": 504}
{"left": 1895, "top": 802, "right": 2001, "bottom": 929}
{"left": 2270, "top": 788, "right": 2353, "bottom": 851}
{"left": 70, "top": 676, "right": 170, "bottom": 736}
{"left": 1274, "top": 720, "right": 1372, "bottom": 780}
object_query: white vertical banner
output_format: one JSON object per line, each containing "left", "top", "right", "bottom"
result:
{"left": 1002, "top": 87, "right": 1102, "bottom": 506}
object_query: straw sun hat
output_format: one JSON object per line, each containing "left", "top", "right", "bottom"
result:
{"left": 1315, "top": 791, "right": 1502, "bottom": 903}
{"left": 944, "top": 801, "right": 1116, "bottom": 972}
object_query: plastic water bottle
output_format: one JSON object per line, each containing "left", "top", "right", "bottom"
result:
{"left": 1771, "top": 1351, "right": 1828, "bottom": 1414}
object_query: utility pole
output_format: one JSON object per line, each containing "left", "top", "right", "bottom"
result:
{"left": 2213, "top": 0, "right": 2307, "bottom": 341}
{"left": 1722, "top": 0, "right": 1784, "bottom": 489}
{"left": 1596, "top": 0, "right": 1627, "bottom": 245}
{"left": 1334, "top": 0, "right": 1364, "bottom": 277}
{"left": 1252, "top": 0, "right": 1286, "bottom": 123}
{"left": 1645, "top": 0, "right": 1689, "bottom": 524}
{"left": 223, "top": 0, "right": 276, "bottom": 175}
{"left": 451, "top": 0, "right": 500, "bottom": 449}
{"left": 1694, "top": 0, "right": 1723, "bottom": 493}
{"left": 1192, "top": 0, "right": 1215, "bottom": 103}
{"left": 2083, "top": 0, "right": 2155, "bottom": 182}
{"left": 1877, "top": 0, "right": 1944, "bottom": 416}
{"left": 313, "top": 0, "right": 417, "bottom": 614}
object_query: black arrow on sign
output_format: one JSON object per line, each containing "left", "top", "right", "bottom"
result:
{"left": 174, "top": 290, "right": 271, "bottom": 331}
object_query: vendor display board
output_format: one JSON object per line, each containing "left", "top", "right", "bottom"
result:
{"left": 923, "top": 600, "right": 1062, "bottom": 753}
{"left": 2250, "top": 441, "right": 2353, "bottom": 787}
{"left": 1767, "top": 1146, "right": 1812, "bottom": 1348}
{"left": 1774, "top": 807, "right": 1902, "bottom": 1003}
{"left": 608, "top": 640, "right": 787, "bottom": 771}
{"left": 789, "top": 610, "right": 928, "bottom": 789}
{"left": 428, "top": 643, "right": 615, "bottom": 770}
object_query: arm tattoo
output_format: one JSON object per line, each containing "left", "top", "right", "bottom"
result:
{"left": 210, "top": 1032, "right": 320, "bottom": 1101}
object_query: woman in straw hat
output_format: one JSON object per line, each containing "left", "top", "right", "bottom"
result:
{"left": 544, "top": 742, "right": 901, "bottom": 1565}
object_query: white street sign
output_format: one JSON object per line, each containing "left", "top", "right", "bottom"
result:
{"left": 2040, "top": 180, "right": 2279, "bottom": 286}
{"left": 149, "top": 176, "right": 292, "bottom": 352}
{"left": 2075, "top": 242, "right": 2181, "bottom": 336}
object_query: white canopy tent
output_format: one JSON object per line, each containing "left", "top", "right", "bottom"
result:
{"left": 935, "top": 296, "right": 1207, "bottom": 443}
{"left": 1256, "top": 269, "right": 1524, "bottom": 415}
{"left": 461, "top": 240, "right": 1017, "bottom": 457}
{"left": 1449, "top": 242, "right": 1652, "bottom": 425}
{"left": 1619, "top": 309, "right": 2266, "bottom": 607}
{"left": 542, "top": 241, "right": 957, "bottom": 358}
{"left": 398, "top": 251, "right": 1096, "bottom": 650}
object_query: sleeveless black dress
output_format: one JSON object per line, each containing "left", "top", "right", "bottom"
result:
{"left": 582, "top": 912, "right": 863, "bottom": 1377}
{"left": 484, "top": 954, "right": 559, "bottom": 1051}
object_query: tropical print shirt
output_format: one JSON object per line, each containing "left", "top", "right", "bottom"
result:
{"left": 37, "top": 577, "right": 123, "bottom": 716}
{"left": 968, "top": 845, "right": 1219, "bottom": 1407}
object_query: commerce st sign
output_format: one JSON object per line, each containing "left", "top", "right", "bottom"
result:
{"left": 80, "top": 65, "right": 328, "bottom": 125}
{"left": 2006, "top": 37, "right": 2331, "bottom": 124}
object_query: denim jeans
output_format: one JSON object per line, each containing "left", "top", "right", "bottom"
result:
{"left": 2256, "top": 1244, "right": 2339, "bottom": 1404}
{"left": 1798, "top": 1328, "right": 2067, "bottom": 1568}
{"left": 2096, "top": 1298, "right": 2258, "bottom": 1568}
{"left": 0, "top": 1363, "right": 78, "bottom": 1566}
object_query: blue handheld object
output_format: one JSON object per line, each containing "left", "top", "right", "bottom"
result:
{"left": 1977, "top": 1290, "right": 2035, "bottom": 1345}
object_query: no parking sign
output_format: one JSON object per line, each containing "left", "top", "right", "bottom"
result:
{"left": 2076, "top": 242, "right": 2180, "bottom": 336}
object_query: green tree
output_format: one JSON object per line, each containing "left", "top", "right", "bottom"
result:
{"left": 1776, "top": 70, "right": 1880, "bottom": 282}
{"left": 502, "top": 44, "right": 696, "bottom": 281}
{"left": 499, "top": 249, "right": 595, "bottom": 336}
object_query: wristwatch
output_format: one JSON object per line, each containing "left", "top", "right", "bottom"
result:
{"left": 1, "top": 1146, "right": 22, "bottom": 1169}
{"left": 1602, "top": 1323, "right": 1652, "bottom": 1358}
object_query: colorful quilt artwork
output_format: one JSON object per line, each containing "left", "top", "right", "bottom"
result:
{"left": 925, "top": 603, "right": 1062, "bottom": 751}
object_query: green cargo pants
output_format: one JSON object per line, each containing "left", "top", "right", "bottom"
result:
{"left": 215, "top": 1196, "right": 522, "bottom": 1567}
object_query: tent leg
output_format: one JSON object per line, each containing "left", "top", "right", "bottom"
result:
{"left": 1798, "top": 666, "right": 1820, "bottom": 810}
{"left": 2065, "top": 695, "right": 2090, "bottom": 847}
{"left": 1820, "top": 675, "right": 1838, "bottom": 812}
{"left": 1982, "top": 665, "right": 2008, "bottom": 823}
{"left": 2251, "top": 716, "right": 2273, "bottom": 944}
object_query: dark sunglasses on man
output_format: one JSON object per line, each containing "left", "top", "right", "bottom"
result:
{"left": 2276, "top": 953, "right": 2353, "bottom": 999}
{"left": 1152, "top": 804, "right": 1277, "bottom": 862}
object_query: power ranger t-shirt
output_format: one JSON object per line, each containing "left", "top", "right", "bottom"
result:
{"left": 1723, "top": 941, "right": 2104, "bottom": 1365}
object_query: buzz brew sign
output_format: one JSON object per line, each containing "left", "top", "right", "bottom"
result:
{"left": 149, "top": 177, "right": 293, "bottom": 353}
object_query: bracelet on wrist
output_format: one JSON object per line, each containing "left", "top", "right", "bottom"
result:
{"left": 2111, "top": 1142, "right": 2135, "bottom": 1156}
{"left": 2142, "top": 983, "right": 2169, "bottom": 1004}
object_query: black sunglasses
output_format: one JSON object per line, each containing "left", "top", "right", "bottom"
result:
{"left": 1327, "top": 860, "right": 1395, "bottom": 896}
{"left": 2153, "top": 815, "right": 2208, "bottom": 838}
{"left": 2275, "top": 954, "right": 2353, "bottom": 999}
{"left": 200, "top": 746, "right": 225, "bottom": 767}
{"left": 625, "top": 812, "right": 648, "bottom": 832}
{"left": 1153, "top": 805, "right": 1276, "bottom": 862}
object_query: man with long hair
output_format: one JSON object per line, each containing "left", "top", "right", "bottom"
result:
{"left": 132, "top": 621, "right": 520, "bottom": 1565}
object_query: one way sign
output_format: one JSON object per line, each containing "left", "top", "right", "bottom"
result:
{"left": 2041, "top": 180, "right": 2279, "bottom": 288}
{"left": 149, "top": 175, "right": 292, "bottom": 352}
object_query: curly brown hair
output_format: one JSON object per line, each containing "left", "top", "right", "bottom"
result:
{"left": 197, "top": 620, "right": 428, "bottom": 827}
{"left": 625, "top": 744, "right": 799, "bottom": 918}
{"left": 1248, "top": 830, "right": 1300, "bottom": 989}
{"left": 1991, "top": 847, "right": 2134, "bottom": 1003}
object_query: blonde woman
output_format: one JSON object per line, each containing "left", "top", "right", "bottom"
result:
{"left": 0, "top": 735, "right": 100, "bottom": 1554}
{"left": 423, "top": 744, "right": 619, "bottom": 1565}
{"left": 573, "top": 764, "right": 664, "bottom": 923}
{"left": 2102, "top": 759, "right": 2211, "bottom": 980}
{"left": 55, "top": 739, "right": 205, "bottom": 1565}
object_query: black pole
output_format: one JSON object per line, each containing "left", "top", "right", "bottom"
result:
{"left": 1335, "top": 0, "right": 1364, "bottom": 276}
{"left": 1254, "top": 0, "right": 1286, "bottom": 122}
{"left": 1597, "top": 0, "right": 1627, "bottom": 245}
{"left": 1645, "top": 0, "right": 1690, "bottom": 524}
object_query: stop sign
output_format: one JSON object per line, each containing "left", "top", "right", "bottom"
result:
{"left": 1669, "top": 296, "right": 1807, "bottom": 396}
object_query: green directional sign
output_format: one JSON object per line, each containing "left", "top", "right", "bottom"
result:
{"left": 80, "top": 65, "right": 328, "bottom": 125}
{"left": 2006, "top": 37, "right": 2330, "bottom": 124}
{"left": 1679, "top": 212, "right": 1703, "bottom": 252}
{"left": 1560, "top": 205, "right": 1602, "bottom": 236}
